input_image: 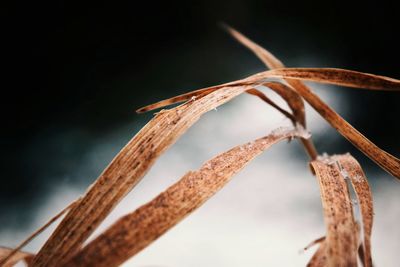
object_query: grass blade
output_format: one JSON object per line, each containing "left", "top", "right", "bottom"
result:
{"left": 223, "top": 24, "right": 284, "bottom": 69}
{"left": 65, "top": 128, "right": 309, "bottom": 267}
{"left": 225, "top": 26, "right": 318, "bottom": 158}
{"left": 31, "top": 85, "right": 257, "bottom": 267}
{"left": 293, "top": 81, "right": 400, "bottom": 178}
{"left": 224, "top": 27, "right": 399, "bottom": 177}
{"left": 311, "top": 154, "right": 361, "bottom": 266}
{"left": 334, "top": 154, "right": 374, "bottom": 267}
{"left": 0, "top": 200, "right": 76, "bottom": 267}
{"left": 266, "top": 68, "right": 400, "bottom": 91}
{"left": 136, "top": 80, "right": 253, "bottom": 113}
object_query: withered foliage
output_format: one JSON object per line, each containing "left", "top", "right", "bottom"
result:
{"left": 1, "top": 27, "right": 399, "bottom": 267}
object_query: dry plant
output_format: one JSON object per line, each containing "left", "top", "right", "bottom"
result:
{"left": 1, "top": 26, "right": 399, "bottom": 267}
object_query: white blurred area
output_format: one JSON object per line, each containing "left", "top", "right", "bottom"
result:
{"left": 2, "top": 84, "right": 400, "bottom": 267}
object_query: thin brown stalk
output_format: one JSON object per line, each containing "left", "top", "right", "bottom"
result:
{"left": 0, "top": 200, "right": 77, "bottom": 267}
{"left": 246, "top": 88, "right": 296, "bottom": 122}
{"left": 304, "top": 236, "right": 326, "bottom": 251}
{"left": 0, "top": 246, "right": 34, "bottom": 267}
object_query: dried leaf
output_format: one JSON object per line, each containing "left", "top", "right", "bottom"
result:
{"left": 311, "top": 155, "right": 360, "bottom": 266}
{"left": 333, "top": 154, "right": 373, "bottom": 267}
{"left": 65, "top": 128, "right": 309, "bottom": 267}
{"left": 266, "top": 68, "right": 400, "bottom": 91}
{"left": 223, "top": 24, "right": 284, "bottom": 69}
{"left": 136, "top": 80, "right": 253, "bottom": 113}
{"left": 293, "top": 81, "right": 400, "bottom": 178}
{"left": 225, "top": 26, "right": 319, "bottom": 159}
{"left": 0, "top": 246, "right": 34, "bottom": 267}
{"left": 225, "top": 27, "right": 400, "bottom": 178}
{"left": 31, "top": 85, "right": 256, "bottom": 267}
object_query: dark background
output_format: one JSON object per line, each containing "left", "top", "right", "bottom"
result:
{"left": 2, "top": 1, "right": 399, "bottom": 232}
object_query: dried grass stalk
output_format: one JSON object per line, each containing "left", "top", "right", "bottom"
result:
{"left": 225, "top": 27, "right": 400, "bottom": 178}
{"left": 332, "top": 154, "right": 373, "bottom": 267}
{"left": 310, "top": 155, "right": 360, "bottom": 266}
{"left": 65, "top": 128, "right": 309, "bottom": 267}
{"left": 31, "top": 86, "right": 255, "bottom": 267}
{"left": 0, "top": 200, "right": 77, "bottom": 267}
{"left": 4, "top": 27, "right": 397, "bottom": 267}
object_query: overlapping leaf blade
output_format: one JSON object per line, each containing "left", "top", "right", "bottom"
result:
{"left": 225, "top": 27, "right": 400, "bottom": 178}
{"left": 31, "top": 86, "right": 257, "bottom": 267}
{"left": 65, "top": 128, "right": 309, "bottom": 267}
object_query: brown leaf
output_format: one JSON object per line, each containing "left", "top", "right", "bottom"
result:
{"left": 225, "top": 26, "right": 317, "bottom": 159}
{"left": 0, "top": 246, "right": 34, "bottom": 267}
{"left": 225, "top": 27, "right": 399, "bottom": 177}
{"left": 64, "top": 128, "right": 309, "bottom": 267}
{"left": 292, "top": 81, "right": 400, "bottom": 178}
{"left": 31, "top": 85, "right": 257, "bottom": 267}
{"left": 266, "top": 68, "right": 400, "bottom": 91}
{"left": 333, "top": 154, "right": 374, "bottom": 267}
{"left": 136, "top": 80, "right": 253, "bottom": 113}
{"left": 311, "top": 155, "right": 360, "bottom": 266}
{"left": 223, "top": 24, "right": 284, "bottom": 69}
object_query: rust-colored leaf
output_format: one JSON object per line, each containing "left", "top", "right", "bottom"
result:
{"left": 311, "top": 155, "right": 360, "bottom": 266}
{"left": 223, "top": 24, "right": 284, "bottom": 69}
{"left": 293, "top": 81, "right": 400, "bottom": 178}
{"left": 136, "top": 80, "right": 253, "bottom": 113}
{"left": 225, "top": 27, "right": 400, "bottom": 178}
{"left": 265, "top": 68, "right": 400, "bottom": 91}
{"left": 333, "top": 154, "right": 374, "bottom": 267}
{"left": 31, "top": 85, "right": 257, "bottom": 267}
{"left": 64, "top": 128, "right": 310, "bottom": 267}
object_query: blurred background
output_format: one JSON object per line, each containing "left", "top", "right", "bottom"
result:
{"left": 2, "top": 0, "right": 400, "bottom": 266}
